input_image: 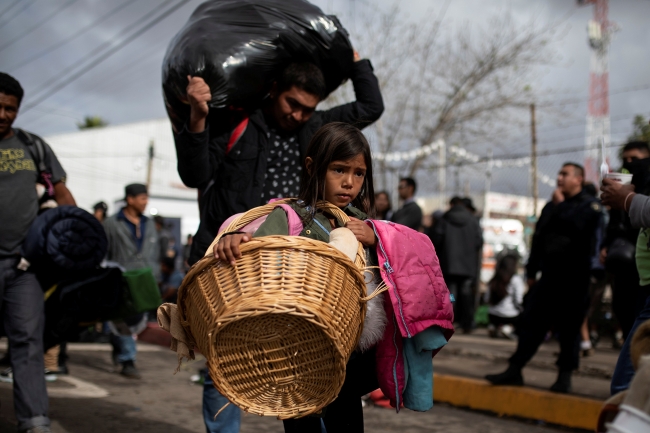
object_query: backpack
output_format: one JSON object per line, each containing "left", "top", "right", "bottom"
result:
{"left": 15, "top": 128, "right": 56, "bottom": 203}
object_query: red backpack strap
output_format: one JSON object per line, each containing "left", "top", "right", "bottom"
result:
{"left": 225, "top": 115, "right": 249, "bottom": 155}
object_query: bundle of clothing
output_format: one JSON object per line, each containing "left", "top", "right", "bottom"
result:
{"left": 19, "top": 205, "right": 123, "bottom": 348}
{"left": 20, "top": 205, "right": 107, "bottom": 283}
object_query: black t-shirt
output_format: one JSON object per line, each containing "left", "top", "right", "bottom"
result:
{"left": 0, "top": 131, "right": 66, "bottom": 256}
{"left": 260, "top": 128, "right": 302, "bottom": 203}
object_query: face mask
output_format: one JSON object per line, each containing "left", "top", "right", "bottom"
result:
{"left": 623, "top": 158, "right": 650, "bottom": 191}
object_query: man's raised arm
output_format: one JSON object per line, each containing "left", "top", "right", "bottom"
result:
{"left": 320, "top": 52, "right": 384, "bottom": 129}
{"left": 173, "top": 76, "right": 215, "bottom": 189}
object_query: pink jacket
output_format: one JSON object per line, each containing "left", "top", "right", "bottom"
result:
{"left": 366, "top": 220, "right": 454, "bottom": 409}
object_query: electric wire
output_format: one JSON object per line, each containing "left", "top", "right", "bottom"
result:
{"left": 7, "top": 0, "right": 138, "bottom": 72}
{"left": 0, "top": 0, "right": 80, "bottom": 53}
{"left": 0, "top": 0, "right": 38, "bottom": 30}
{"left": 21, "top": 0, "right": 190, "bottom": 113}
{"left": 0, "top": 0, "right": 19, "bottom": 21}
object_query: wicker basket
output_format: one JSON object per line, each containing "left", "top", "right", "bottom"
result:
{"left": 177, "top": 200, "right": 368, "bottom": 419}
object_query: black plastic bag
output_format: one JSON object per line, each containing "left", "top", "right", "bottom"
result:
{"left": 162, "top": 0, "right": 354, "bottom": 130}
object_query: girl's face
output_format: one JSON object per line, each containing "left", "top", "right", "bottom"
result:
{"left": 321, "top": 154, "right": 367, "bottom": 208}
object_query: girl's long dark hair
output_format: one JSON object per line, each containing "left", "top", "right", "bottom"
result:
{"left": 298, "top": 122, "right": 375, "bottom": 217}
{"left": 488, "top": 254, "right": 519, "bottom": 306}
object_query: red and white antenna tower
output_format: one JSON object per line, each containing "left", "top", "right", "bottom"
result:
{"left": 578, "top": 0, "right": 617, "bottom": 182}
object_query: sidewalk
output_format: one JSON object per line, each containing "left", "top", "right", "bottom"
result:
{"left": 431, "top": 328, "right": 619, "bottom": 430}
{"left": 435, "top": 328, "right": 617, "bottom": 400}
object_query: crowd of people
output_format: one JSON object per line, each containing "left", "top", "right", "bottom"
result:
{"left": 0, "top": 27, "right": 649, "bottom": 433}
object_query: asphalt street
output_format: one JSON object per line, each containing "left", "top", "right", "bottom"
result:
{"left": 0, "top": 341, "right": 575, "bottom": 433}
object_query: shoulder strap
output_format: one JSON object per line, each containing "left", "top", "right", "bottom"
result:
{"left": 225, "top": 116, "right": 249, "bottom": 155}
{"left": 15, "top": 128, "right": 47, "bottom": 172}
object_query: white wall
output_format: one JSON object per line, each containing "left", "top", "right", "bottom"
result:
{"left": 44, "top": 119, "right": 200, "bottom": 238}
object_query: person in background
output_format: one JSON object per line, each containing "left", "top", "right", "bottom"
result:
{"left": 159, "top": 257, "right": 184, "bottom": 304}
{"left": 93, "top": 201, "right": 108, "bottom": 223}
{"left": 0, "top": 72, "right": 75, "bottom": 433}
{"left": 601, "top": 150, "right": 650, "bottom": 395}
{"left": 486, "top": 163, "right": 602, "bottom": 393}
{"left": 580, "top": 182, "right": 608, "bottom": 356}
{"left": 485, "top": 254, "right": 524, "bottom": 339}
{"left": 182, "top": 234, "right": 193, "bottom": 273}
{"left": 103, "top": 183, "right": 159, "bottom": 379}
{"left": 601, "top": 141, "right": 650, "bottom": 349}
{"left": 391, "top": 177, "right": 423, "bottom": 231}
{"left": 375, "top": 191, "right": 392, "bottom": 221}
{"left": 154, "top": 215, "right": 177, "bottom": 264}
{"left": 432, "top": 196, "right": 483, "bottom": 333}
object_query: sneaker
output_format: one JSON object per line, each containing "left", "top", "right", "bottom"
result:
{"left": 500, "top": 325, "right": 517, "bottom": 340}
{"left": 550, "top": 370, "right": 572, "bottom": 393}
{"left": 485, "top": 366, "right": 524, "bottom": 386}
{"left": 22, "top": 426, "right": 52, "bottom": 433}
{"left": 0, "top": 367, "right": 12, "bottom": 383}
{"left": 120, "top": 361, "right": 141, "bottom": 379}
{"left": 580, "top": 340, "right": 593, "bottom": 357}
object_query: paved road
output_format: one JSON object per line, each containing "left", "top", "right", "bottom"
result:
{"left": 0, "top": 342, "right": 570, "bottom": 433}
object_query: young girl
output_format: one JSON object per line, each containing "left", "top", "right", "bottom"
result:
{"left": 215, "top": 121, "right": 379, "bottom": 432}
{"left": 485, "top": 254, "right": 525, "bottom": 339}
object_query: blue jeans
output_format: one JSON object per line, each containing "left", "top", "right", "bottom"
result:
{"left": 0, "top": 258, "right": 50, "bottom": 431}
{"left": 203, "top": 371, "right": 240, "bottom": 433}
{"left": 611, "top": 293, "right": 650, "bottom": 394}
{"left": 115, "top": 335, "right": 136, "bottom": 363}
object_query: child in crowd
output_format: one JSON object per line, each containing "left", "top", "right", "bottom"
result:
{"left": 485, "top": 254, "right": 525, "bottom": 339}
{"left": 215, "top": 122, "right": 379, "bottom": 432}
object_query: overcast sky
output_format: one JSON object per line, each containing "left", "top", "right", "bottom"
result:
{"left": 1, "top": 0, "right": 649, "bottom": 197}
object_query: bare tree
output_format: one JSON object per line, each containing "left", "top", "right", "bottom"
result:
{"left": 323, "top": 4, "right": 565, "bottom": 194}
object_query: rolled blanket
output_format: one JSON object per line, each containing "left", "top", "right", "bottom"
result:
{"left": 21, "top": 205, "right": 107, "bottom": 273}
{"left": 157, "top": 303, "right": 195, "bottom": 371}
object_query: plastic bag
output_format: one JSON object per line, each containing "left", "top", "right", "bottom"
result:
{"left": 162, "top": 0, "right": 354, "bottom": 130}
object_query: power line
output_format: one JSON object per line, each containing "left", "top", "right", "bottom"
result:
{"left": 26, "top": 0, "right": 174, "bottom": 98}
{"left": 0, "top": 1, "right": 19, "bottom": 21}
{"left": 0, "top": 0, "right": 38, "bottom": 31}
{"left": 21, "top": 0, "right": 190, "bottom": 113}
{"left": 0, "top": 0, "right": 80, "bottom": 54}
{"left": 7, "top": 0, "right": 137, "bottom": 72}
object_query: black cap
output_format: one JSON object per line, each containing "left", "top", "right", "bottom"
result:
{"left": 93, "top": 201, "right": 108, "bottom": 212}
{"left": 125, "top": 183, "right": 147, "bottom": 198}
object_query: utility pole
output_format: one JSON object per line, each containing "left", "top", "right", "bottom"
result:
{"left": 146, "top": 140, "right": 154, "bottom": 191}
{"left": 530, "top": 104, "right": 538, "bottom": 216}
{"left": 438, "top": 139, "right": 446, "bottom": 210}
{"left": 483, "top": 148, "right": 493, "bottom": 220}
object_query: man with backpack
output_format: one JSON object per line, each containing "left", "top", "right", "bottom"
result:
{"left": 0, "top": 72, "right": 75, "bottom": 433}
{"left": 174, "top": 53, "right": 383, "bottom": 433}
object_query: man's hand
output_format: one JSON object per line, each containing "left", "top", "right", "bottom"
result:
{"left": 600, "top": 247, "right": 608, "bottom": 265}
{"left": 601, "top": 177, "right": 636, "bottom": 210}
{"left": 345, "top": 218, "right": 376, "bottom": 247}
{"left": 551, "top": 187, "right": 564, "bottom": 205}
{"left": 214, "top": 233, "right": 250, "bottom": 265}
{"left": 353, "top": 51, "right": 361, "bottom": 62}
{"left": 187, "top": 75, "right": 211, "bottom": 133}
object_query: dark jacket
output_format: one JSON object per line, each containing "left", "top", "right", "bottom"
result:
{"left": 431, "top": 205, "right": 483, "bottom": 278}
{"left": 174, "top": 60, "right": 384, "bottom": 264}
{"left": 526, "top": 189, "right": 602, "bottom": 284}
{"left": 103, "top": 211, "right": 159, "bottom": 276}
{"left": 391, "top": 200, "right": 423, "bottom": 231}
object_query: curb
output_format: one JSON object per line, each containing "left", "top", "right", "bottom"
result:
{"left": 433, "top": 373, "right": 602, "bottom": 431}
